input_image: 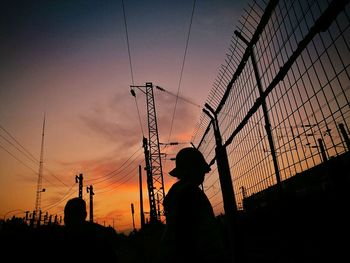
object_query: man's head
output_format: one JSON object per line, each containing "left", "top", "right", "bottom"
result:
{"left": 169, "top": 147, "right": 211, "bottom": 185}
{"left": 64, "top": 197, "right": 87, "bottom": 227}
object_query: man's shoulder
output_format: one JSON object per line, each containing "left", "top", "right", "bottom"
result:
{"left": 170, "top": 180, "right": 199, "bottom": 192}
{"left": 84, "top": 222, "right": 116, "bottom": 235}
{"left": 165, "top": 181, "right": 202, "bottom": 206}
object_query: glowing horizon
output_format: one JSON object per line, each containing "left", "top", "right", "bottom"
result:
{"left": 0, "top": 0, "right": 247, "bottom": 233}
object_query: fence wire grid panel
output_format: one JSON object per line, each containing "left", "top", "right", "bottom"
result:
{"left": 191, "top": 0, "right": 350, "bottom": 214}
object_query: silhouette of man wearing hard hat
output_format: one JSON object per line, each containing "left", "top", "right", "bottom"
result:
{"left": 161, "top": 147, "right": 226, "bottom": 263}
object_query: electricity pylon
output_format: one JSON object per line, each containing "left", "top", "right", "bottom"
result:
{"left": 131, "top": 82, "right": 165, "bottom": 224}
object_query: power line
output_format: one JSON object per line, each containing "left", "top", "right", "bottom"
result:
{"left": 167, "top": 0, "right": 197, "bottom": 143}
{"left": 85, "top": 147, "right": 143, "bottom": 184}
{"left": 42, "top": 183, "right": 76, "bottom": 213}
{"left": 92, "top": 152, "right": 144, "bottom": 192}
{"left": 95, "top": 164, "right": 140, "bottom": 195}
{"left": 0, "top": 123, "right": 68, "bottom": 187}
{"left": 133, "top": 95, "right": 145, "bottom": 136}
{"left": 0, "top": 143, "right": 38, "bottom": 173}
{"left": 0, "top": 142, "right": 57, "bottom": 187}
{"left": 122, "top": 0, "right": 134, "bottom": 85}
{"left": 44, "top": 168, "right": 69, "bottom": 187}
{"left": 0, "top": 124, "right": 39, "bottom": 163}
{"left": 0, "top": 133, "right": 38, "bottom": 165}
{"left": 122, "top": 0, "right": 144, "bottom": 137}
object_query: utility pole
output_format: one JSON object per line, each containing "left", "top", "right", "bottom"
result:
{"left": 131, "top": 82, "right": 166, "bottom": 223}
{"left": 25, "top": 211, "right": 29, "bottom": 223}
{"left": 139, "top": 165, "right": 145, "bottom": 229}
{"left": 87, "top": 185, "right": 94, "bottom": 222}
{"left": 30, "top": 211, "right": 35, "bottom": 228}
{"left": 131, "top": 203, "right": 136, "bottom": 231}
{"left": 75, "top": 173, "right": 83, "bottom": 199}
{"left": 34, "top": 115, "right": 46, "bottom": 220}
{"left": 37, "top": 210, "right": 42, "bottom": 227}
{"left": 44, "top": 212, "right": 48, "bottom": 225}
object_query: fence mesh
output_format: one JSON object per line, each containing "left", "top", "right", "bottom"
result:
{"left": 192, "top": 0, "right": 350, "bottom": 214}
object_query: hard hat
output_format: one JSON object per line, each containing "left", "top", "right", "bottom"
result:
{"left": 169, "top": 147, "right": 211, "bottom": 178}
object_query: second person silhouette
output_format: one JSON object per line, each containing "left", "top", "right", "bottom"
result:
{"left": 161, "top": 147, "right": 227, "bottom": 263}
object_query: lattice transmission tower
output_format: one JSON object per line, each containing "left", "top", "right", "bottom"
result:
{"left": 131, "top": 82, "right": 166, "bottom": 224}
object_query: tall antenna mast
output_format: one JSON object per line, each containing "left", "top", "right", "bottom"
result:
{"left": 35, "top": 114, "right": 46, "bottom": 218}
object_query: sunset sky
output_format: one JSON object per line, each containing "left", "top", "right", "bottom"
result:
{"left": 0, "top": 0, "right": 246, "bottom": 233}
